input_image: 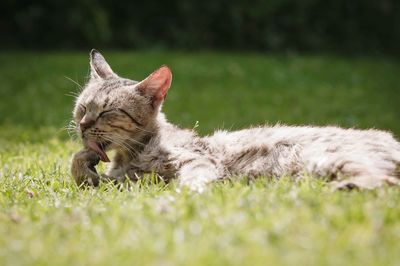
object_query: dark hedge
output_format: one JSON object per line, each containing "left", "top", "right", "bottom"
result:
{"left": 1, "top": 0, "right": 399, "bottom": 53}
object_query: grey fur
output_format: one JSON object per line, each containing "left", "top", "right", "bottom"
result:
{"left": 71, "top": 50, "right": 400, "bottom": 192}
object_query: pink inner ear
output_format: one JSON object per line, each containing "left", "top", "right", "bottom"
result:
{"left": 151, "top": 66, "right": 172, "bottom": 99}
{"left": 142, "top": 66, "right": 172, "bottom": 101}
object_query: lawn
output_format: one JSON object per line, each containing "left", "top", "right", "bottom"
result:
{"left": 0, "top": 51, "right": 400, "bottom": 266}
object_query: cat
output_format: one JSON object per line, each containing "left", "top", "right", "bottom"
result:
{"left": 70, "top": 49, "right": 400, "bottom": 192}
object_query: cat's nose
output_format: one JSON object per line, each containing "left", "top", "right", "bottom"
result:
{"left": 79, "top": 117, "right": 96, "bottom": 132}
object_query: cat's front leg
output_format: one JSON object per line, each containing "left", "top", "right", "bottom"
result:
{"left": 71, "top": 148, "right": 102, "bottom": 186}
{"left": 71, "top": 148, "right": 120, "bottom": 186}
{"left": 178, "top": 158, "right": 221, "bottom": 193}
{"left": 105, "top": 152, "right": 140, "bottom": 183}
{"left": 105, "top": 165, "right": 132, "bottom": 183}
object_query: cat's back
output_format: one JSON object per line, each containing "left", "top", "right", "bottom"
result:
{"left": 203, "top": 124, "right": 400, "bottom": 181}
{"left": 206, "top": 124, "right": 400, "bottom": 153}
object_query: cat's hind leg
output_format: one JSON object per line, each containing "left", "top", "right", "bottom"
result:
{"left": 332, "top": 175, "right": 399, "bottom": 190}
{"left": 329, "top": 158, "right": 400, "bottom": 190}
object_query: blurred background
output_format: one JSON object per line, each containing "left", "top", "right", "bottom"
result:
{"left": 2, "top": 0, "right": 400, "bottom": 53}
{"left": 0, "top": 0, "right": 399, "bottom": 139}
{"left": 0, "top": 0, "right": 400, "bottom": 53}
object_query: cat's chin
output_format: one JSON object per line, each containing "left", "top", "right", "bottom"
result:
{"left": 86, "top": 140, "right": 110, "bottom": 162}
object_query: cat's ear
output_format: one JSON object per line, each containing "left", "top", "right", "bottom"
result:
{"left": 136, "top": 65, "right": 172, "bottom": 108}
{"left": 89, "top": 49, "right": 115, "bottom": 80}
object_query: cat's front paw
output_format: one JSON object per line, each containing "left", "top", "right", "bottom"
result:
{"left": 71, "top": 148, "right": 101, "bottom": 187}
{"left": 178, "top": 164, "right": 219, "bottom": 193}
{"left": 179, "top": 177, "right": 208, "bottom": 193}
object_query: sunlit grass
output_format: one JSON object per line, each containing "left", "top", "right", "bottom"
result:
{"left": 0, "top": 51, "right": 399, "bottom": 265}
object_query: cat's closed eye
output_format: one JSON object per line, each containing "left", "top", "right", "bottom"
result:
{"left": 97, "top": 109, "right": 125, "bottom": 123}
{"left": 99, "top": 108, "right": 143, "bottom": 126}
{"left": 99, "top": 109, "right": 118, "bottom": 117}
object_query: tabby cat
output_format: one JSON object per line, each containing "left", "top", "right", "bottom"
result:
{"left": 71, "top": 50, "right": 400, "bottom": 192}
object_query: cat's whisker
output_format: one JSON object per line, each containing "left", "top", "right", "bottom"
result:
{"left": 60, "top": 126, "right": 76, "bottom": 134}
{"left": 60, "top": 125, "right": 77, "bottom": 134}
{"left": 62, "top": 121, "right": 78, "bottom": 131}
{"left": 64, "top": 129, "right": 79, "bottom": 140}
{"left": 64, "top": 76, "right": 83, "bottom": 90}
{"left": 65, "top": 92, "right": 81, "bottom": 98}
{"left": 134, "top": 125, "right": 154, "bottom": 134}
{"left": 63, "top": 125, "right": 78, "bottom": 132}
{"left": 64, "top": 76, "right": 84, "bottom": 99}
{"left": 102, "top": 131, "right": 147, "bottom": 147}
{"left": 106, "top": 135, "right": 140, "bottom": 154}
{"left": 127, "top": 138, "right": 146, "bottom": 147}
{"left": 59, "top": 120, "right": 80, "bottom": 141}
{"left": 112, "top": 135, "right": 146, "bottom": 151}
{"left": 100, "top": 135, "right": 138, "bottom": 158}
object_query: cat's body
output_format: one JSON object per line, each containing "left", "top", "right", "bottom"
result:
{"left": 107, "top": 114, "right": 400, "bottom": 191}
{"left": 71, "top": 50, "right": 400, "bottom": 191}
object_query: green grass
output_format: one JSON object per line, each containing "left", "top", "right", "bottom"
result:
{"left": 0, "top": 51, "right": 400, "bottom": 266}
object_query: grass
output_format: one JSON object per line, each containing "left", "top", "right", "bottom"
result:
{"left": 0, "top": 51, "right": 400, "bottom": 266}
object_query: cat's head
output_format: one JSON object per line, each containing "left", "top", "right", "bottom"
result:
{"left": 73, "top": 49, "right": 172, "bottom": 162}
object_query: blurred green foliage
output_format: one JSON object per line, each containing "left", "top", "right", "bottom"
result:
{"left": 2, "top": 0, "right": 399, "bottom": 53}
{"left": 0, "top": 51, "right": 399, "bottom": 139}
